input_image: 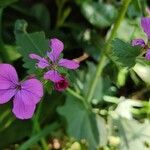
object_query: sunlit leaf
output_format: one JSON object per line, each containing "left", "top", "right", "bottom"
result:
{"left": 4, "top": 45, "right": 21, "bottom": 61}
{"left": 134, "top": 63, "right": 150, "bottom": 85}
{"left": 80, "top": 1, "right": 118, "bottom": 28}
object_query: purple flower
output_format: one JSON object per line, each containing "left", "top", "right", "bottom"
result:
{"left": 131, "top": 39, "right": 145, "bottom": 47}
{"left": 29, "top": 38, "right": 79, "bottom": 82}
{"left": 145, "top": 49, "right": 150, "bottom": 60}
{"left": 132, "top": 17, "right": 150, "bottom": 60}
{"left": 54, "top": 77, "right": 69, "bottom": 91}
{"left": 0, "top": 64, "right": 43, "bottom": 119}
{"left": 141, "top": 18, "right": 150, "bottom": 39}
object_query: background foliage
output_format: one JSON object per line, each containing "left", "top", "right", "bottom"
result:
{"left": 0, "top": 0, "right": 150, "bottom": 149}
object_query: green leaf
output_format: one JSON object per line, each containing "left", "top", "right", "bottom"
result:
{"left": 57, "top": 96, "right": 107, "bottom": 149}
{"left": 0, "top": 0, "right": 18, "bottom": 7}
{"left": 81, "top": 1, "right": 118, "bottom": 28}
{"left": 14, "top": 20, "right": 49, "bottom": 73}
{"left": 111, "top": 38, "right": 141, "bottom": 68}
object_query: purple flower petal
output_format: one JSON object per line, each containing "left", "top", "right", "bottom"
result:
{"left": 0, "top": 64, "right": 18, "bottom": 104}
{"left": 29, "top": 54, "right": 42, "bottom": 60}
{"left": 44, "top": 70, "right": 63, "bottom": 82}
{"left": 145, "top": 49, "right": 150, "bottom": 60}
{"left": 20, "top": 79, "right": 43, "bottom": 105}
{"left": 141, "top": 17, "right": 150, "bottom": 39}
{"left": 131, "top": 39, "right": 145, "bottom": 47}
{"left": 47, "top": 38, "right": 64, "bottom": 62}
{"left": 37, "top": 58, "right": 49, "bottom": 69}
{"left": 58, "top": 59, "right": 79, "bottom": 69}
{"left": 12, "top": 93, "right": 36, "bottom": 119}
{"left": 0, "top": 89, "right": 16, "bottom": 104}
{"left": 29, "top": 53, "right": 49, "bottom": 69}
{"left": 0, "top": 64, "right": 19, "bottom": 85}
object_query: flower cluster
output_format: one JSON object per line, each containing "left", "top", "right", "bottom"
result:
{"left": 132, "top": 17, "right": 150, "bottom": 60}
{"left": 0, "top": 38, "right": 79, "bottom": 119}
{"left": 29, "top": 38, "right": 79, "bottom": 90}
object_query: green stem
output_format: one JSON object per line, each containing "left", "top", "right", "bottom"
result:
{"left": 34, "top": 121, "right": 49, "bottom": 150}
{"left": 19, "top": 123, "right": 59, "bottom": 150}
{"left": 67, "top": 88, "right": 84, "bottom": 101}
{"left": 33, "top": 102, "right": 49, "bottom": 150}
{"left": 32, "top": 101, "right": 42, "bottom": 134}
{"left": 87, "top": 55, "right": 106, "bottom": 102}
{"left": 66, "top": 88, "right": 90, "bottom": 109}
{"left": 107, "top": 0, "right": 132, "bottom": 46}
{"left": 55, "top": 0, "right": 67, "bottom": 28}
{"left": 86, "top": 0, "right": 132, "bottom": 102}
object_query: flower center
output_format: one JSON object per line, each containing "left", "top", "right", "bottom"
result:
{"left": 144, "top": 44, "right": 149, "bottom": 50}
{"left": 50, "top": 63, "right": 57, "bottom": 70}
{"left": 59, "top": 81, "right": 65, "bottom": 87}
{"left": 16, "top": 84, "right": 22, "bottom": 91}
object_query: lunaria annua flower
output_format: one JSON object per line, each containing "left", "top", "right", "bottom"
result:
{"left": 0, "top": 64, "right": 43, "bottom": 119}
{"left": 132, "top": 17, "right": 150, "bottom": 60}
{"left": 54, "top": 76, "right": 69, "bottom": 91}
{"left": 29, "top": 38, "right": 79, "bottom": 82}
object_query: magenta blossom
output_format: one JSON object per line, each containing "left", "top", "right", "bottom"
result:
{"left": 29, "top": 38, "right": 79, "bottom": 82}
{"left": 54, "top": 77, "right": 69, "bottom": 91}
{"left": 132, "top": 17, "right": 150, "bottom": 60}
{"left": 0, "top": 64, "right": 43, "bottom": 119}
{"left": 145, "top": 49, "right": 150, "bottom": 60}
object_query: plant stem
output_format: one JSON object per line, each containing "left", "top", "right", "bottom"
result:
{"left": 19, "top": 123, "right": 59, "bottom": 150}
{"left": 34, "top": 121, "right": 49, "bottom": 150}
{"left": 56, "top": 0, "right": 64, "bottom": 28}
{"left": 55, "top": 0, "right": 68, "bottom": 28}
{"left": 33, "top": 102, "right": 49, "bottom": 150}
{"left": 86, "top": 0, "right": 132, "bottom": 102}
{"left": 66, "top": 88, "right": 90, "bottom": 109}
{"left": 67, "top": 88, "right": 84, "bottom": 101}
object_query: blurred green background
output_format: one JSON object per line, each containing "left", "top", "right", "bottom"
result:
{"left": 0, "top": 0, "right": 150, "bottom": 149}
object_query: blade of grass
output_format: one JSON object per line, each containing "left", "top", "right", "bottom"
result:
{"left": 19, "top": 122, "right": 59, "bottom": 150}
